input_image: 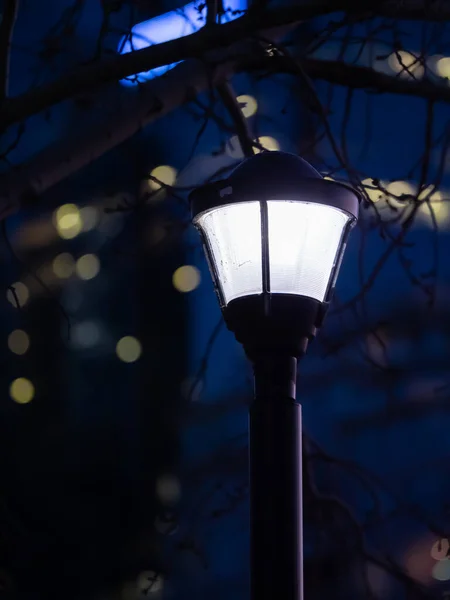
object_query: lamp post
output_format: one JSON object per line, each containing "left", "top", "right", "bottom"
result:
{"left": 189, "top": 151, "right": 359, "bottom": 600}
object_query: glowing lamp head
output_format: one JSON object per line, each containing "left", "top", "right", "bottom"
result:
{"left": 189, "top": 152, "right": 359, "bottom": 360}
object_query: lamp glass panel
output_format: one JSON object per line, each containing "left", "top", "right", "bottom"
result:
{"left": 267, "top": 201, "right": 350, "bottom": 301}
{"left": 195, "top": 201, "right": 262, "bottom": 304}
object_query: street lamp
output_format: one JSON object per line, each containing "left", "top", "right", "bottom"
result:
{"left": 189, "top": 151, "right": 359, "bottom": 600}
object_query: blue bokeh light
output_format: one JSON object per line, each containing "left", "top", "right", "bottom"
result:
{"left": 118, "top": 0, "right": 248, "bottom": 86}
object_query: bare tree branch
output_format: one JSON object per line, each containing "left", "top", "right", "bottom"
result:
{"left": 2, "top": 0, "right": 450, "bottom": 130}
{"left": 0, "top": 0, "right": 19, "bottom": 101}
{"left": 255, "top": 56, "right": 450, "bottom": 104}
{"left": 216, "top": 81, "right": 255, "bottom": 157}
{"left": 0, "top": 1, "right": 335, "bottom": 130}
{"left": 0, "top": 43, "right": 258, "bottom": 219}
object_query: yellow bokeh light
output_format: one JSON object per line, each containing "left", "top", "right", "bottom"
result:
{"left": 388, "top": 51, "right": 424, "bottom": 78}
{"left": 417, "top": 186, "right": 450, "bottom": 228}
{"left": 75, "top": 254, "right": 100, "bottom": 280}
{"left": 362, "top": 178, "right": 387, "bottom": 203}
{"left": 8, "top": 330, "right": 30, "bottom": 355}
{"left": 254, "top": 136, "right": 280, "bottom": 153}
{"left": 148, "top": 165, "right": 177, "bottom": 192}
{"left": 6, "top": 282, "right": 29, "bottom": 308}
{"left": 172, "top": 265, "right": 200, "bottom": 293}
{"left": 54, "top": 204, "right": 82, "bottom": 239}
{"left": 236, "top": 94, "right": 258, "bottom": 118}
{"left": 436, "top": 56, "right": 450, "bottom": 78}
{"left": 10, "top": 377, "right": 35, "bottom": 404}
{"left": 116, "top": 336, "right": 142, "bottom": 363}
{"left": 52, "top": 253, "right": 75, "bottom": 278}
{"left": 386, "top": 180, "right": 415, "bottom": 209}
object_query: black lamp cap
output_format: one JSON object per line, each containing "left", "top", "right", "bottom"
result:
{"left": 189, "top": 151, "right": 360, "bottom": 220}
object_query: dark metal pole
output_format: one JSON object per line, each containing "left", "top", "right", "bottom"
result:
{"left": 250, "top": 354, "right": 303, "bottom": 600}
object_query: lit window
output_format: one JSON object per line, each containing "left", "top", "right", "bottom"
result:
{"left": 147, "top": 165, "right": 177, "bottom": 192}
{"left": 236, "top": 94, "right": 258, "bottom": 118}
{"left": 6, "top": 282, "right": 29, "bottom": 307}
{"left": 172, "top": 265, "right": 200, "bottom": 292}
{"left": 10, "top": 377, "right": 35, "bottom": 404}
{"left": 75, "top": 254, "right": 100, "bottom": 280}
{"left": 8, "top": 330, "right": 30, "bottom": 355}
{"left": 116, "top": 336, "right": 142, "bottom": 363}
{"left": 54, "top": 204, "right": 82, "bottom": 239}
{"left": 52, "top": 253, "right": 75, "bottom": 278}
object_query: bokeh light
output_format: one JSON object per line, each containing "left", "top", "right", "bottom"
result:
{"left": 8, "top": 330, "right": 30, "bottom": 355}
{"left": 432, "top": 560, "right": 450, "bottom": 581}
{"left": 80, "top": 206, "right": 99, "bottom": 231}
{"left": 361, "top": 178, "right": 387, "bottom": 203}
{"left": 431, "top": 538, "right": 450, "bottom": 561}
{"left": 116, "top": 336, "right": 142, "bottom": 363}
{"left": 54, "top": 204, "right": 82, "bottom": 239}
{"left": 52, "top": 253, "right": 75, "bottom": 278}
{"left": 436, "top": 56, "right": 450, "bottom": 78}
{"left": 181, "top": 376, "right": 204, "bottom": 402}
{"left": 6, "top": 282, "right": 29, "bottom": 308}
{"left": 236, "top": 94, "right": 258, "bottom": 117}
{"left": 386, "top": 180, "right": 415, "bottom": 209}
{"left": 72, "top": 321, "right": 101, "bottom": 349}
{"left": 147, "top": 165, "right": 177, "bottom": 192}
{"left": 172, "top": 265, "right": 200, "bottom": 292}
{"left": 136, "top": 571, "right": 163, "bottom": 596}
{"left": 75, "top": 254, "right": 100, "bottom": 280}
{"left": 388, "top": 50, "right": 424, "bottom": 79}
{"left": 418, "top": 188, "right": 450, "bottom": 228}
{"left": 10, "top": 377, "right": 35, "bottom": 404}
{"left": 156, "top": 474, "right": 181, "bottom": 505}
{"left": 254, "top": 136, "right": 280, "bottom": 153}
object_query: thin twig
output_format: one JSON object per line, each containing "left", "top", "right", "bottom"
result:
{"left": 216, "top": 81, "right": 255, "bottom": 157}
{"left": 0, "top": 0, "right": 19, "bottom": 101}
